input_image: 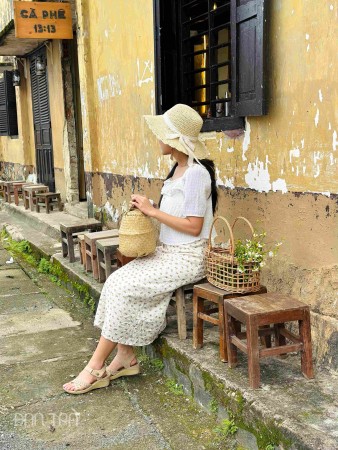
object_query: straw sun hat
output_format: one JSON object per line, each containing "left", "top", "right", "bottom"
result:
{"left": 144, "top": 103, "right": 208, "bottom": 165}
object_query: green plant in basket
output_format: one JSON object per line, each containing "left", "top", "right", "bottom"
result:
{"left": 234, "top": 231, "right": 282, "bottom": 274}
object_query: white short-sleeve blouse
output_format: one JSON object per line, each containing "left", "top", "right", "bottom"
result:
{"left": 159, "top": 163, "right": 214, "bottom": 245}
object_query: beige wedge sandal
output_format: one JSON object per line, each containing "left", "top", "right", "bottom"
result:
{"left": 63, "top": 364, "right": 110, "bottom": 395}
{"left": 106, "top": 354, "right": 141, "bottom": 381}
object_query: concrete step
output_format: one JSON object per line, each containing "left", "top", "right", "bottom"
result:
{"left": 0, "top": 206, "right": 337, "bottom": 450}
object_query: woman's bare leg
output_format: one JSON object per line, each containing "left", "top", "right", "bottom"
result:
{"left": 63, "top": 335, "right": 117, "bottom": 391}
{"left": 107, "top": 343, "right": 137, "bottom": 372}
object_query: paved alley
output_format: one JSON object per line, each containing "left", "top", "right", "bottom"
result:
{"left": 0, "top": 245, "right": 226, "bottom": 450}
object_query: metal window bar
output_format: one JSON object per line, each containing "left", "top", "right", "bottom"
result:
{"left": 180, "top": 0, "right": 231, "bottom": 117}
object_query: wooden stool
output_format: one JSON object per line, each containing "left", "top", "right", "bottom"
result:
{"left": 115, "top": 249, "right": 201, "bottom": 340}
{"left": 169, "top": 280, "right": 206, "bottom": 340}
{"left": 60, "top": 220, "right": 102, "bottom": 263}
{"left": 3, "top": 181, "right": 24, "bottom": 203}
{"left": 23, "top": 185, "right": 49, "bottom": 211}
{"left": 77, "top": 234, "right": 86, "bottom": 267}
{"left": 84, "top": 229, "right": 119, "bottom": 279}
{"left": 96, "top": 237, "right": 119, "bottom": 282}
{"left": 13, "top": 182, "right": 34, "bottom": 206}
{"left": 116, "top": 248, "right": 136, "bottom": 268}
{"left": 35, "top": 192, "right": 63, "bottom": 213}
{"left": 0, "top": 181, "right": 5, "bottom": 198}
{"left": 4, "top": 181, "right": 26, "bottom": 204}
{"left": 193, "top": 283, "right": 267, "bottom": 362}
{"left": 224, "top": 292, "right": 314, "bottom": 389}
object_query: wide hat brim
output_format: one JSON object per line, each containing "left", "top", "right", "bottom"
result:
{"left": 143, "top": 114, "right": 208, "bottom": 160}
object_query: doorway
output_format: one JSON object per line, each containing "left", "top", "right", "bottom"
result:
{"left": 29, "top": 46, "right": 55, "bottom": 192}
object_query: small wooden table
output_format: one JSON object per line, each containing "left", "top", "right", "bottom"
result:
{"left": 96, "top": 237, "right": 119, "bottom": 282}
{"left": 60, "top": 220, "right": 103, "bottom": 263}
{"left": 193, "top": 282, "right": 267, "bottom": 362}
{"left": 35, "top": 192, "right": 63, "bottom": 213}
{"left": 224, "top": 292, "right": 314, "bottom": 389}
{"left": 84, "top": 229, "right": 119, "bottom": 279}
{"left": 23, "top": 185, "right": 49, "bottom": 211}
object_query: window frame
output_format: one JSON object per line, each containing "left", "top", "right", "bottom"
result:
{"left": 153, "top": 0, "right": 267, "bottom": 132}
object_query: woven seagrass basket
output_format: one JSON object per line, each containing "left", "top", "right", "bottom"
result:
{"left": 206, "top": 216, "right": 261, "bottom": 293}
{"left": 118, "top": 209, "right": 157, "bottom": 257}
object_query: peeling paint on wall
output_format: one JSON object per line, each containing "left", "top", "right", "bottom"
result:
{"left": 272, "top": 178, "right": 288, "bottom": 194}
{"left": 313, "top": 151, "right": 323, "bottom": 178}
{"left": 242, "top": 118, "right": 251, "bottom": 161}
{"left": 136, "top": 59, "right": 153, "bottom": 87}
{"left": 333, "top": 131, "right": 338, "bottom": 152}
{"left": 314, "top": 108, "right": 319, "bottom": 127}
{"left": 245, "top": 157, "right": 271, "bottom": 192}
{"left": 97, "top": 74, "right": 122, "bottom": 101}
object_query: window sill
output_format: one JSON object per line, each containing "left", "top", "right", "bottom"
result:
{"left": 201, "top": 116, "right": 245, "bottom": 133}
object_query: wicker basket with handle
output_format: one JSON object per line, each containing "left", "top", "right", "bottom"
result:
{"left": 118, "top": 208, "right": 157, "bottom": 257}
{"left": 206, "top": 216, "right": 261, "bottom": 293}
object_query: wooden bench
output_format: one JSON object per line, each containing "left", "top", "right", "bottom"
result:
{"left": 96, "top": 237, "right": 119, "bottom": 282}
{"left": 224, "top": 292, "right": 314, "bottom": 389}
{"left": 23, "top": 185, "right": 49, "bottom": 211}
{"left": 84, "top": 229, "right": 119, "bottom": 279}
{"left": 60, "top": 220, "right": 103, "bottom": 263}
{"left": 35, "top": 192, "right": 63, "bottom": 213}
{"left": 193, "top": 283, "right": 268, "bottom": 362}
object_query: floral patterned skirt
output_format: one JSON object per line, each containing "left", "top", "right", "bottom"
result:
{"left": 93, "top": 239, "right": 207, "bottom": 346}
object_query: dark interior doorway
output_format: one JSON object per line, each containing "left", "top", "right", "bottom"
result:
{"left": 29, "top": 46, "right": 55, "bottom": 192}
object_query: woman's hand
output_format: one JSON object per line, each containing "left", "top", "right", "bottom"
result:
{"left": 130, "top": 194, "right": 155, "bottom": 217}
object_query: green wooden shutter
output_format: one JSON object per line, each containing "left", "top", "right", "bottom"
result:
{"left": 0, "top": 71, "right": 18, "bottom": 136}
{"left": 231, "top": 0, "right": 268, "bottom": 116}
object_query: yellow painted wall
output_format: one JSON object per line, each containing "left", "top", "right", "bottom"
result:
{"left": 78, "top": 0, "right": 337, "bottom": 196}
{"left": 47, "top": 40, "right": 66, "bottom": 171}
{"left": 0, "top": 59, "right": 34, "bottom": 177}
{"left": 0, "top": 0, "right": 14, "bottom": 31}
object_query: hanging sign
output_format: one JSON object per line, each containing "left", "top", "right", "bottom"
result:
{"left": 13, "top": 1, "right": 73, "bottom": 39}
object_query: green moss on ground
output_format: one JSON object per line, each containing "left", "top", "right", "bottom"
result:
{"left": 1, "top": 228, "right": 96, "bottom": 312}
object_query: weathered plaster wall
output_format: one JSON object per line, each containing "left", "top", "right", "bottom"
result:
{"left": 77, "top": 0, "right": 337, "bottom": 195}
{"left": 0, "top": 0, "right": 14, "bottom": 31}
{"left": 75, "top": 0, "right": 337, "bottom": 368}
{"left": 0, "top": 57, "right": 35, "bottom": 181}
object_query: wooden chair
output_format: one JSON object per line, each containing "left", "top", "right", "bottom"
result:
{"left": 60, "top": 220, "right": 103, "bottom": 263}
{"left": 96, "top": 237, "right": 119, "bottom": 282}
{"left": 193, "top": 282, "right": 267, "bottom": 362}
{"left": 35, "top": 192, "right": 63, "bottom": 213}
{"left": 84, "top": 229, "right": 119, "bottom": 279}
{"left": 224, "top": 292, "right": 314, "bottom": 388}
